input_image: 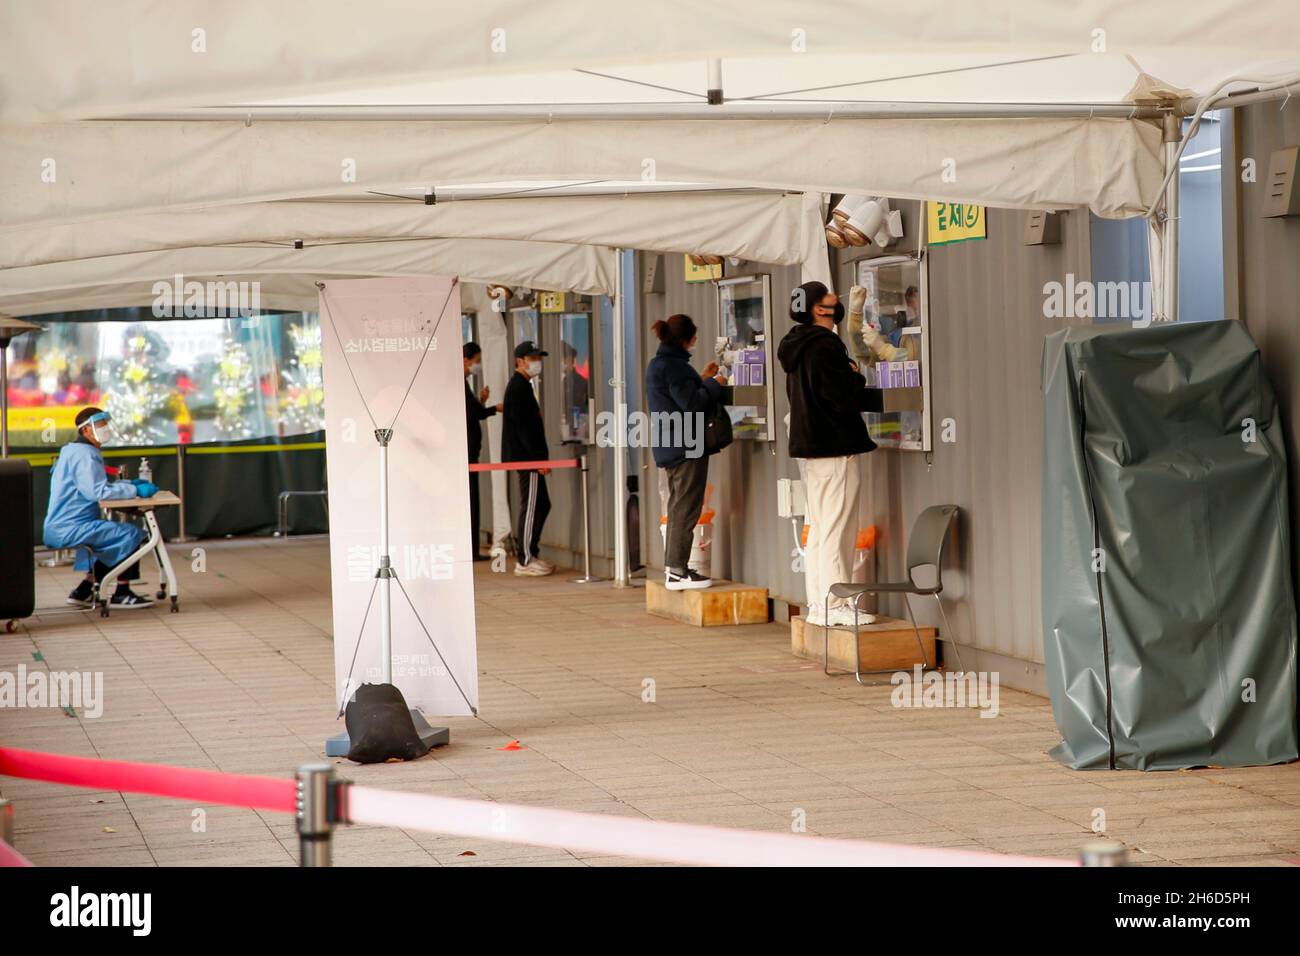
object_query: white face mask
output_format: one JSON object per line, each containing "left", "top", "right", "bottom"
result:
{"left": 90, "top": 421, "right": 113, "bottom": 445}
{"left": 526, "top": 360, "right": 543, "bottom": 377}
{"left": 466, "top": 362, "right": 481, "bottom": 380}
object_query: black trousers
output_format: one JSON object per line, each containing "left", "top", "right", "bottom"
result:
{"left": 663, "top": 456, "right": 710, "bottom": 573}
{"left": 514, "top": 470, "right": 550, "bottom": 565}
{"left": 468, "top": 466, "right": 482, "bottom": 557}
{"left": 92, "top": 559, "right": 139, "bottom": 583}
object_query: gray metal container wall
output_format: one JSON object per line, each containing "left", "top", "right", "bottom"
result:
{"left": 627, "top": 205, "right": 1092, "bottom": 691}
{"left": 1228, "top": 101, "right": 1300, "bottom": 590}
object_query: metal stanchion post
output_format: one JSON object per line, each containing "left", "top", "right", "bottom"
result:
{"left": 0, "top": 797, "right": 14, "bottom": 847}
{"left": 296, "top": 763, "right": 335, "bottom": 867}
{"left": 172, "top": 444, "right": 196, "bottom": 543}
{"left": 571, "top": 453, "right": 606, "bottom": 584}
{"left": 1079, "top": 841, "right": 1128, "bottom": 866}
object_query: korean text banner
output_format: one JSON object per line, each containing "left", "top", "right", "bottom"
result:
{"left": 320, "top": 277, "right": 478, "bottom": 716}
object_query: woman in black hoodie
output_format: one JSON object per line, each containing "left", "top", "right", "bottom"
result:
{"left": 776, "top": 281, "right": 877, "bottom": 627}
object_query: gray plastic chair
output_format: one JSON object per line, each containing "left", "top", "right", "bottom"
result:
{"left": 823, "top": 504, "right": 965, "bottom": 683}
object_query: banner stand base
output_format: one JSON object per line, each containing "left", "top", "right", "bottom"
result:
{"left": 324, "top": 710, "right": 450, "bottom": 758}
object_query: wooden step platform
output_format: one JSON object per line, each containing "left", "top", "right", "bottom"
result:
{"left": 646, "top": 578, "right": 769, "bottom": 627}
{"left": 791, "top": 614, "right": 936, "bottom": 672}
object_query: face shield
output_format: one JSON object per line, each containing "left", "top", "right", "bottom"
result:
{"left": 83, "top": 411, "right": 115, "bottom": 445}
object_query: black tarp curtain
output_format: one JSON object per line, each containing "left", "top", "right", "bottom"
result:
{"left": 22, "top": 431, "right": 328, "bottom": 541}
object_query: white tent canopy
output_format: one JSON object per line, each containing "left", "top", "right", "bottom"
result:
{"left": 2, "top": 1, "right": 1298, "bottom": 120}
{"left": 0, "top": 189, "right": 829, "bottom": 279}
{"left": 0, "top": 238, "right": 618, "bottom": 316}
{"left": 3, "top": 114, "right": 1163, "bottom": 227}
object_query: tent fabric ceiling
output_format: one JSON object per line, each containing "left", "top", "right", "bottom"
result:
{"left": 0, "top": 190, "right": 829, "bottom": 280}
{"left": 3, "top": 115, "right": 1164, "bottom": 223}
{"left": 2, "top": 2, "right": 1293, "bottom": 316}
{"left": 0, "top": 238, "right": 619, "bottom": 316}
{"left": 248, "top": 53, "right": 1300, "bottom": 111}
{"left": 2, "top": 2, "right": 1298, "bottom": 120}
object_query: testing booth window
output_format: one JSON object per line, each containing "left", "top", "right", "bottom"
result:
{"left": 512, "top": 307, "right": 539, "bottom": 348}
{"left": 849, "top": 255, "right": 932, "bottom": 452}
{"left": 716, "top": 274, "right": 776, "bottom": 442}
{"left": 558, "top": 311, "right": 592, "bottom": 444}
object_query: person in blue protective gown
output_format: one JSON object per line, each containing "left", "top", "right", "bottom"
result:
{"left": 43, "top": 406, "right": 158, "bottom": 609}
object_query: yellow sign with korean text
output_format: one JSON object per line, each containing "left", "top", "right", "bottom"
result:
{"left": 538, "top": 291, "right": 567, "bottom": 314}
{"left": 684, "top": 255, "right": 723, "bottom": 283}
{"left": 927, "top": 202, "right": 986, "bottom": 245}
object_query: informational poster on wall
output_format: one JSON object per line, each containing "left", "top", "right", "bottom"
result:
{"left": 319, "top": 276, "right": 479, "bottom": 716}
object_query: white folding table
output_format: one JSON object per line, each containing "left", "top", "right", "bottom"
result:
{"left": 96, "top": 490, "right": 182, "bottom": 616}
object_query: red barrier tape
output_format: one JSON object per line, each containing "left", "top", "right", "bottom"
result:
{"left": 469, "top": 459, "right": 579, "bottom": 472}
{"left": 0, "top": 748, "right": 296, "bottom": 814}
{"left": 0, "top": 747, "right": 1074, "bottom": 866}
{"left": 0, "top": 839, "right": 33, "bottom": 867}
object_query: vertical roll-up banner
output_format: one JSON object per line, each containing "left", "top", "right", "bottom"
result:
{"left": 319, "top": 277, "right": 479, "bottom": 716}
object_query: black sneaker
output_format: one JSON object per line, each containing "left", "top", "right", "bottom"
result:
{"left": 66, "top": 580, "right": 94, "bottom": 607}
{"left": 109, "top": 590, "right": 154, "bottom": 610}
{"left": 665, "top": 568, "right": 712, "bottom": 591}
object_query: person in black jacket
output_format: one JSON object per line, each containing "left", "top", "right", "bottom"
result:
{"left": 776, "top": 280, "right": 878, "bottom": 627}
{"left": 502, "top": 340, "right": 554, "bottom": 576}
{"left": 645, "top": 314, "right": 728, "bottom": 591}
{"left": 464, "top": 343, "right": 501, "bottom": 562}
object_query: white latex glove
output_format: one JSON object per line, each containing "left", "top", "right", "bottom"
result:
{"left": 848, "top": 285, "right": 868, "bottom": 318}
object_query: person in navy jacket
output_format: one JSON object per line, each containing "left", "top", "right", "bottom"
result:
{"left": 644, "top": 314, "right": 728, "bottom": 591}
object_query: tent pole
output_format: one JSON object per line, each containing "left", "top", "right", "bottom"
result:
{"left": 612, "top": 249, "right": 630, "bottom": 587}
{"left": 0, "top": 341, "right": 9, "bottom": 459}
{"left": 707, "top": 59, "right": 723, "bottom": 106}
{"left": 126, "top": 102, "right": 1163, "bottom": 122}
{"left": 1162, "top": 113, "right": 1181, "bottom": 323}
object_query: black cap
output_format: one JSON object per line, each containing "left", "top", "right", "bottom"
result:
{"left": 514, "top": 340, "right": 548, "bottom": 359}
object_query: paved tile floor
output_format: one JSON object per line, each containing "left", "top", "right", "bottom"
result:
{"left": 3, "top": 536, "right": 1298, "bottom": 866}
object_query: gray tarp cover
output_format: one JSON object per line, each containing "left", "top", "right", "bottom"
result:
{"left": 1041, "top": 322, "right": 1298, "bottom": 770}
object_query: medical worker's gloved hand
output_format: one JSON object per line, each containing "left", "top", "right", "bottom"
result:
{"left": 848, "top": 285, "right": 868, "bottom": 319}
{"left": 133, "top": 480, "right": 158, "bottom": 498}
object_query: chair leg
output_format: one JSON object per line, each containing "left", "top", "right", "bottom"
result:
{"left": 900, "top": 593, "right": 930, "bottom": 670}
{"left": 852, "top": 595, "right": 872, "bottom": 685}
{"left": 822, "top": 586, "right": 833, "bottom": 677}
{"left": 932, "top": 593, "right": 965, "bottom": 673}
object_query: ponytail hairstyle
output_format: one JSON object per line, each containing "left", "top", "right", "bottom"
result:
{"left": 790, "top": 281, "right": 828, "bottom": 325}
{"left": 651, "top": 313, "right": 698, "bottom": 349}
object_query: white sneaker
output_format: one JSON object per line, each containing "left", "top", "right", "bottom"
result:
{"left": 533, "top": 558, "right": 556, "bottom": 572}
{"left": 828, "top": 606, "right": 874, "bottom": 628}
{"left": 803, "top": 604, "right": 827, "bottom": 626}
{"left": 513, "top": 561, "right": 552, "bottom": 576}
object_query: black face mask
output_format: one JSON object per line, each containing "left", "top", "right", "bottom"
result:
{"left": 815, "top": 302, "right": 845, "bottom": 324}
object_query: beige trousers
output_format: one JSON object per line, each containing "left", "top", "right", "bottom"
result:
{"left": 803, "top": 455, "right": 860, "bottom": 612}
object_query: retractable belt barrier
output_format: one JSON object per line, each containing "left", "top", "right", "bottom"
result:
{"left": 0, "top": 746, "right": 1080, "bottom": 868}
{"left": 468, "top": 459, "right": 578, "bottom": 472}
{"left": 0, "top": 839, "right": 33, "bottom": 867}
{"left": 467, "top": 456, "right": 603, "bottom": 582}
